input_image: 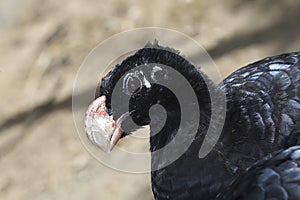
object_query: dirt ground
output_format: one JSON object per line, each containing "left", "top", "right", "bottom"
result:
{"left": 1, "top": 0, "right": 300, "bottom": 199}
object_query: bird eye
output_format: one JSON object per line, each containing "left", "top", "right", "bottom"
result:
{"left": 126, "top": 76, "right": 142, "bottom": 93}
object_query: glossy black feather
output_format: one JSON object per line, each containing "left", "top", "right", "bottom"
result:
{"left": 220, "top": 52, "right": 300, "bottom": 173}
{"left": 216, "top": 52, "right": 300, "bottom": 200}
{"left": 217, "top": 145, "right": 300, "bottom": 200}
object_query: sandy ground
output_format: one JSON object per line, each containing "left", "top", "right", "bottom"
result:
{"left": 0, "top": 0, "right": 300, "bottom": 199}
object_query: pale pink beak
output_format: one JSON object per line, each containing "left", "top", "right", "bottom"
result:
{"left": 84, "top": 96, "right": 128, "bottom": 152}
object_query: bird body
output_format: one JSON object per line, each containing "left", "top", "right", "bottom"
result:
{"left": 220, "top": 52, "right": 300, "bottom": 173}
{"left": 217, "top": 52, "right": 300, "bottom": 200}
{"left": 218, "top": 145, "right": 300, "bottom": 200}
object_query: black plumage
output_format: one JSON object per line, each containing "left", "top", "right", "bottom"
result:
{"left": 96, "top": 43, "right": 300, "bottom": 199}
{"left": 217, "top": 145, "right": 300, "bottom": 200}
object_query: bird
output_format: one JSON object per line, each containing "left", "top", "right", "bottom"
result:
{"left": 84, "top": 41, "right": 300, "bottom": 199}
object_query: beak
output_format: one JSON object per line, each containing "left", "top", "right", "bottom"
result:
{"left": 84, "top": 96, "right": 128, "bottom": 153}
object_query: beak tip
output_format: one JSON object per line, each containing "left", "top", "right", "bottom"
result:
{"left": 85, "top": 96, "right": 126, "bottom": 154}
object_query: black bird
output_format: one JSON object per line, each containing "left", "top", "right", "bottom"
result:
{"left": 84, "top": 42, "right": 300, "bottom": 199}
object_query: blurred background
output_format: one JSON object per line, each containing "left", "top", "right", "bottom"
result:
{"left": 1, "top": 0, "right": 300, "bottom": 199}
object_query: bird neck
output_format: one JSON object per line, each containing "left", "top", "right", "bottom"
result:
{"left": 147, "top": 85, "right": 181, "bottom": 152}
{"left": 146, "top": 64, "right": 214, "bottom": 155}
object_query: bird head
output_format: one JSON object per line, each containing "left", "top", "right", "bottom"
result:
{"left": 84, "top": 43, "right": 179, "bottom": 152}
{"left": 84, "top": 42, "right": 210, "bottom": 153}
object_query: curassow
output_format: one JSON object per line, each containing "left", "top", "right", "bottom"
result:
{"left": 84, "top": 42, "right": 300, "bottom": 199}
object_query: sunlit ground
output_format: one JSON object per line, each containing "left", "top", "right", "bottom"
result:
{"left": 0, "top": 0, "right": 300, "bottom": 199}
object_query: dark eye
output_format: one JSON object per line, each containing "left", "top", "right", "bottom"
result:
{"left": 126, "top": 76, "right": 142, "bottom": 93}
